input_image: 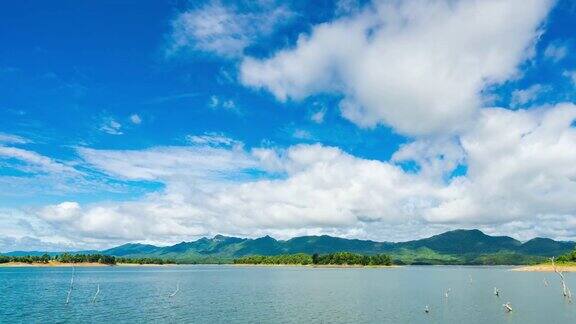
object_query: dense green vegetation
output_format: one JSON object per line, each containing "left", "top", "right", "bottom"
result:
{"left": 0, "top": 254, "right": 52, "bottom": 264}
{"left": 233, "top": 252, "right": 392, "bottom": 266}
{"left": 0, "top": 253, "right": 176, "bottom": 265}
{"left": 116, "top": 257, "right": 176, "bottom": 265}
{"left": 468, "top": 252, "right": 544, "bottom": 265}
{"left": 56, "top": 253, "right": 117, "bottom": 264}
{"left": 557, "top": 249, "right": 576, "bottom": 262}
{"left": 315, "top": 252, "right": 392, "bottom": 265}
{"left": 234, "top": 253, "right": 312, "bottom": 265}
{"left": 390, "top": 247, "right": 461, "bottom": 265}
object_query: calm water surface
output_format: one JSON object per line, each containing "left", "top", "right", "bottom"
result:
{"left": 1, "top": 265, "right": 575, "bottom": 323}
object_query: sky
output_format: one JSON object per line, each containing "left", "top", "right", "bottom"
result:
{"left": 1, "top": 0, "right": 576, "bottom": 251}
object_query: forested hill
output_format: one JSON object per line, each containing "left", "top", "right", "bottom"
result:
{"left": 4, "top": 230, "right": 575, "bottom": 265}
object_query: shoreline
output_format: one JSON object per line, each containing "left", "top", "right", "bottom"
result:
{"left": 0, "top": 261, "right": 177, "bottom": 267}
{"left": 512, "top": 263, "right": 576, "bottom": 272}
{"left": 0, "top": 262, "right": 399, "bottom": 268}
{"left": 5, "top": 262, "right": 575, "bottom": 270}
{"left": 232, "top": 264, "right": 400, "bottom": 268}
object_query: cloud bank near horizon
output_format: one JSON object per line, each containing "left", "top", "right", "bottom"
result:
{"left": 4, "top": 102, "right": 576, "bottom": 250}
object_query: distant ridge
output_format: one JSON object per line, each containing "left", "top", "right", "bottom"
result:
{"left": 3, "top": 229, "right": 575, "bottom": 265}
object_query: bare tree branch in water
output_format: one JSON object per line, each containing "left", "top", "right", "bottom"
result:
{"left": 551, "top": 257, "right": 572, "bottom": 303}
{"left": 92, "top": 284, "right": 100, "bottom": 303}
{"left": 169, "top": 283, "right": 180, "bottom": 298}
{"left": 65, "top": 264, "right": 75, "bottom": 305}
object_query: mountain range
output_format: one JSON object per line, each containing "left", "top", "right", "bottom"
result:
{"left": 4, "top": 229, "right": 575, "bottom": 265}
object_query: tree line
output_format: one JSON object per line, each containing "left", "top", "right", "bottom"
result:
{"left": 557, "top": 250, "right": 576, "bottom": 263}
{"left": 0, "top": 253, "right": 176, "bottom": 265}
{"left": 233, "top": 252, "right": 392, "bottom": 266}
{"left": 0, "top": 254, "right": 53, "bottom": 264}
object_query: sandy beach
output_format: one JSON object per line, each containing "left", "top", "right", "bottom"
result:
{"left": 512, "top": 263, "right": 576, "bottom": 272}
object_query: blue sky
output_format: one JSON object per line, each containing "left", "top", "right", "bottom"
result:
{"left": 1, "top": 0, "right": 576, "bottom": 251}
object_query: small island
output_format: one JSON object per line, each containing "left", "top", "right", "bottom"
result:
{"left": 0, "top": 253, "right": 176, "bottom": 267}
{"left": 233, "top": 252, "right": 393, "bottom": 267}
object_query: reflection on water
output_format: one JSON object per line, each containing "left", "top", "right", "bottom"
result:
{"left": 0, "top": 265, "right": 575, "bottom": 323}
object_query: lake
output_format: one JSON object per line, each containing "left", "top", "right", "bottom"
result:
{"left": 1, "top": 265, "right": 575, "bottom": 323}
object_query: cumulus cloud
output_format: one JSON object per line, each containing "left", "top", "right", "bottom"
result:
{"left": 392, "top": 136, "right": 465, "bottom": 181}
{"left": 240, "top": 0, "right": 553, "bottom": 135}
{"left": 40, "top": 143, "right": 437, "bottom": 242}
{"left": 426, "top": 103, "right": 576, "bottom": 224}
{"left": 39, "top": 202, "right": 81, "bottom": 222}
{"left": 29, "top": 103, "right": 576, "bottom": 245}
{"left": 168, "top": 0, "right": 293, "bottom": 58}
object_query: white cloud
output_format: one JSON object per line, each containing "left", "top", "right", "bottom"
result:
{"left": 392, "top": 136, "right": 465, "bottom": 181}
{"left": 130, "top": 114, "right": 142, "bottom": 124}
{"left": 100, "top": 119, "right": 123, "bottom": 135}
{"left": 563, "top": 70, "right": 576, "bottom": 86}
{"left": 185, "top": 132, "right": 242, "bottom": 147}
{"left": 0, "top": 208, "right": 84, "bottom": 252}
{"left": 222, "top": 99, "right": 236, "bottom": 110}
{"left": 544, "top": 42, "right": 568, "bottom": 62}
{"left": 40, "top": 143, "right": 437, "bottom": 242}
{"left": 292, "top": 129, "right": 313, "bottom": 140}
{"left": 168, "top": 0, "right": 293, "bottom": 58}
{"left": 311, "top": 106, "right": 326, "bottom": 123}
{"left": 0, "top": 133, "right": 28, "bottom": 144}
{"left": 208, "top": 95, "right": 238, "bottom": 112}
{"left": 78, "top": 143, "right": 256, "bottom": 182}
{"left": 209, "top": 95, "right": 219, "bottom": 108}
{"left": 27, "top": 103, "right": 576, "bottom": 246}
{"left": 426, "top": 103, "right": 576, "bottom": 224}
{"left": 0, "top": 145, "right": 78, "bottom": 175}
{"left": 510, "top": 84, "right": 548, "bottom": 107}
{"left": 39, "top": 202, "right": 81, "bottom": 222}
{"left": 0, "top": 140, "right": 130, "bottom": 205}
{"left": 240, "top": 0, "right": 553, "bottom": 135}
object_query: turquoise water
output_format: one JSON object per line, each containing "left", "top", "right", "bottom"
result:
{"left": 1, "top": 265, "right": 575, "bottom": 323}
